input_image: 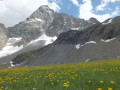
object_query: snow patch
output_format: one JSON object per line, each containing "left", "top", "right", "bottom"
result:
{"left": 85, "top": 59, "right": 90, "bottom": 62}
{"left": 101, "top": 38, "right": 115, "bottom": 42}
{"left": 102, "top": 19, "right": 113, "bottom": 25}
{"left": 84, "top": 41, "right": 96, "bottom": 45}
{"left": 71, "top": 28, "right": 79, "bottom": 30}
{"left": 9, "top": 37, "right": 22, "bottom": 41}
{"left": 35, "top": 18, "right": 43, "bottom": 22}
{"left": 47, "top": 11, "right": 53, "bottom": 13}
{"left": 81, "top": 27, "right": 85, "bottom": 29}
{"left": 75, "top": 44, "right": 80, "bottom": 49}
{"left": 0, "top": 44, "right": 23, "bottom": 58}
{"left": 29, "top": 34, "right": 57, "bottom": 46}
{"left": 9, "top": 61, "right": 21, "bottom": 68}
{"left": 25, "top": 18, "right": 44, "bottom": 23}
{"left": 75, "top": 41, "right": 96, "bottom": 49}
{"left": 10, "top": 61, "right": 15, "bottom": 67}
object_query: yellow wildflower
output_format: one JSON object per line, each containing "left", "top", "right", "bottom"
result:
{"left": 100, "top": 81, "right": 104, "bottom": 83}
{"left": 64, "top": 84, "right": 69, "bottom": 87}
{"left": 108, "top": 87, "right": 112, "bottom": 90}
{"left": 51, "top": 83, "right": 54, "bottom": 85}
{"left": 98, "top": 88, "right": 102, "bottom": 90}
{"left": 110, "top": 81, "right": 114, "bottom": 84}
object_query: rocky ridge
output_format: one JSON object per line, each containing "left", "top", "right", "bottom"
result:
{"left": 11, "top": 16, "right": 120, "bottom": 67}
{"left": 0, "top": 5, "right": 100, "bottom": 68}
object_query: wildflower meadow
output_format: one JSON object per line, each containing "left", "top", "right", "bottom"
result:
{"left": 0, "top": 59, "right": 120, "bottom": 90}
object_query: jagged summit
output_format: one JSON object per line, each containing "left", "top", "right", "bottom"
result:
{"left": 0, "top": 5, "right": 101, "bottom": 68}
{"left": 88, "top": 17, "right": 99, "bottom": 23}
{"left": 28, "top": 5, "right": 54, "bottom": 22}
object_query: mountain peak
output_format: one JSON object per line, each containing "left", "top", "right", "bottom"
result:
{"left": 88, "top": 17, "right": 99, "bottom": 23}
{"left": 29, "top": 5, "right": 54, "bottom": 20}
{"left": 39, "top": 5, "right": 50, "bottom": 10}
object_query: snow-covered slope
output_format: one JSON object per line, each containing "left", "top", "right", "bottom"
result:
{"left": 0, "top": 38, "right": 23, "bottom": 58}
{"left": 29, "top": 34, "right": 57, "bottom": 46}
{"left": 102, "top": 19, "right": 113, "bottom": 25}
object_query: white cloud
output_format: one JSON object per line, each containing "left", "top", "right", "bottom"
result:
{"left": 96, "top": 0, "right": 120, "bottom": 11}
{"left": 79, "top": 0, "right": 119, "bottom": 22}
{"left": 0, "top": 0, "right": 61, "bottom": 27}
{"left": 49, "top": 2, "right": 61, "bottom": 12}
{"left": 71, "top": 0, "right": 79, "bottom": 7}
{"left": 111, "top": 7, "right": 119, "bottom": 16}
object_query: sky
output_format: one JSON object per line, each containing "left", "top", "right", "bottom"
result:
{"left": 0, "top": 0, "right": 120, "bottom": 27}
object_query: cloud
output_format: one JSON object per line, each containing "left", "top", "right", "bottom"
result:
{"left": 96, "top": 0, "right": 120, "bottom": 11}
{"left": 79, "top": 0, "right": 119, "bottom": 22}
{"left": 0, "top": 0, "right": 60, "bottom": 27}
{"left": 70, "top": 0, "right": 79, "bottom": 7}
{"left": 111, "top": 7, "right": 119, "bottom": 16}
{"left": 49, "top": 2, "right": 61, "bottom": 12}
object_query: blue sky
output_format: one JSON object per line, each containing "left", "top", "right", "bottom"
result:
{"left": 58, "top": 0, "right": 120, "bottom": 21}
{"left": 0, "top": 0, "right": 120, "bottom": 27}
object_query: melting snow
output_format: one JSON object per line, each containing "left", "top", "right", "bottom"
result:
{"left": 75, "top": 44, "right": 80, "bottom": 49}
{"left": 101, "top": 38, "right": 115, "bottom": 42}
{"left": 0, "top": 37, "right": 23, "bottom": 58}
{"left": 71, "top": 28, "right": 79, "bottom": 30}
{"left": 84, "top": 41, "right": 96, "bottom": 45}
{"left": 0, "top": 44, "right": 23, "bottom": 58}
{"left": 47, "top": 11, "right": 53, "bottom": 13}
{"left": 102, "top": 19, "right": 113, "bottom": 25}
{"left": 9, "top": 61, "right": 22, "bottom": 68}
{"left": 85, "top": 59, "right": 90, "bottom": 62}
{"left": 10, "top": 61, "right": 15, "bottom": 67}
{"left": 29, "top": 34, "right": 57, "bottom": 46}
{"left": 75, "top": 41, "right": 96, "bottom": 49}
{"left": 35, "top": 18, "right": 43, "bottom": 22}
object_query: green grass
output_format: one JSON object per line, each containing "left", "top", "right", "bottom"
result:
{"left": 0, "top": 59, "right": 120, "bottom": 90}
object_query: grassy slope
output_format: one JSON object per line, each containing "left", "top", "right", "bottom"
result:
{"left": 0, "top": 59, "right": 120, "bottom": 90}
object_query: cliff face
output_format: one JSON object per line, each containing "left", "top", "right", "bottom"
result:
{"left": 7, "top": 5, "right": 98, "bottom": 47}
{"left": 0, "top": 23, "right": 7, "bottom": 50}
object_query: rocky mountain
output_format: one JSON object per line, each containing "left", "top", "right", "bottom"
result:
{"left": 7, "top": 5, "right": 99, "bottom": 46}
{"left": 0, "top": 24, "right": 7, "bottom": 50}
{"left": 8, "top": 5, "right": 55, "bottom": 46}
{"left": 11, "top": 16, "right": 120, "bottom": 67}
{"left": 0, "top": 5, "right": 99, "bottom": 63}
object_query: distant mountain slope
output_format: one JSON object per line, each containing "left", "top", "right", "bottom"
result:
{"left": 0, "top": 5, "right": 99, "bottom": 68}
{"left": 8, "top": 5, "right": 98, "bottom": 47}
{"left": 11, "top": 16, "right": 120, "bottom": 67}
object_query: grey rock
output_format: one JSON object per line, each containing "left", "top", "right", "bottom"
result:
{"left": 8, "top": 5, "right": 55, "bottom": 46}
{"left": 8, "top": 5, "right": 99, "bottom": 46}
{"left": 0, "top": 23, "right": 7, "bottom": 50}
{"left": 46, "top": 13, "right": 98, "bottom": 37}
{"left": 11, "top": 16, "right": 120, "bottom": 67}
{"left": 0, "top": 5, "right": 101, "bottom": 68}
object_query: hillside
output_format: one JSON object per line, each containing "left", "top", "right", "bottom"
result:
{"left": 0, "top": 59, "right": 120, "bottom": 90}
{"left": 0, "top": 5, "right": 99, "bottom": 68}
{"left": 11, "top": 16, "right": 120, "bottom": 67}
